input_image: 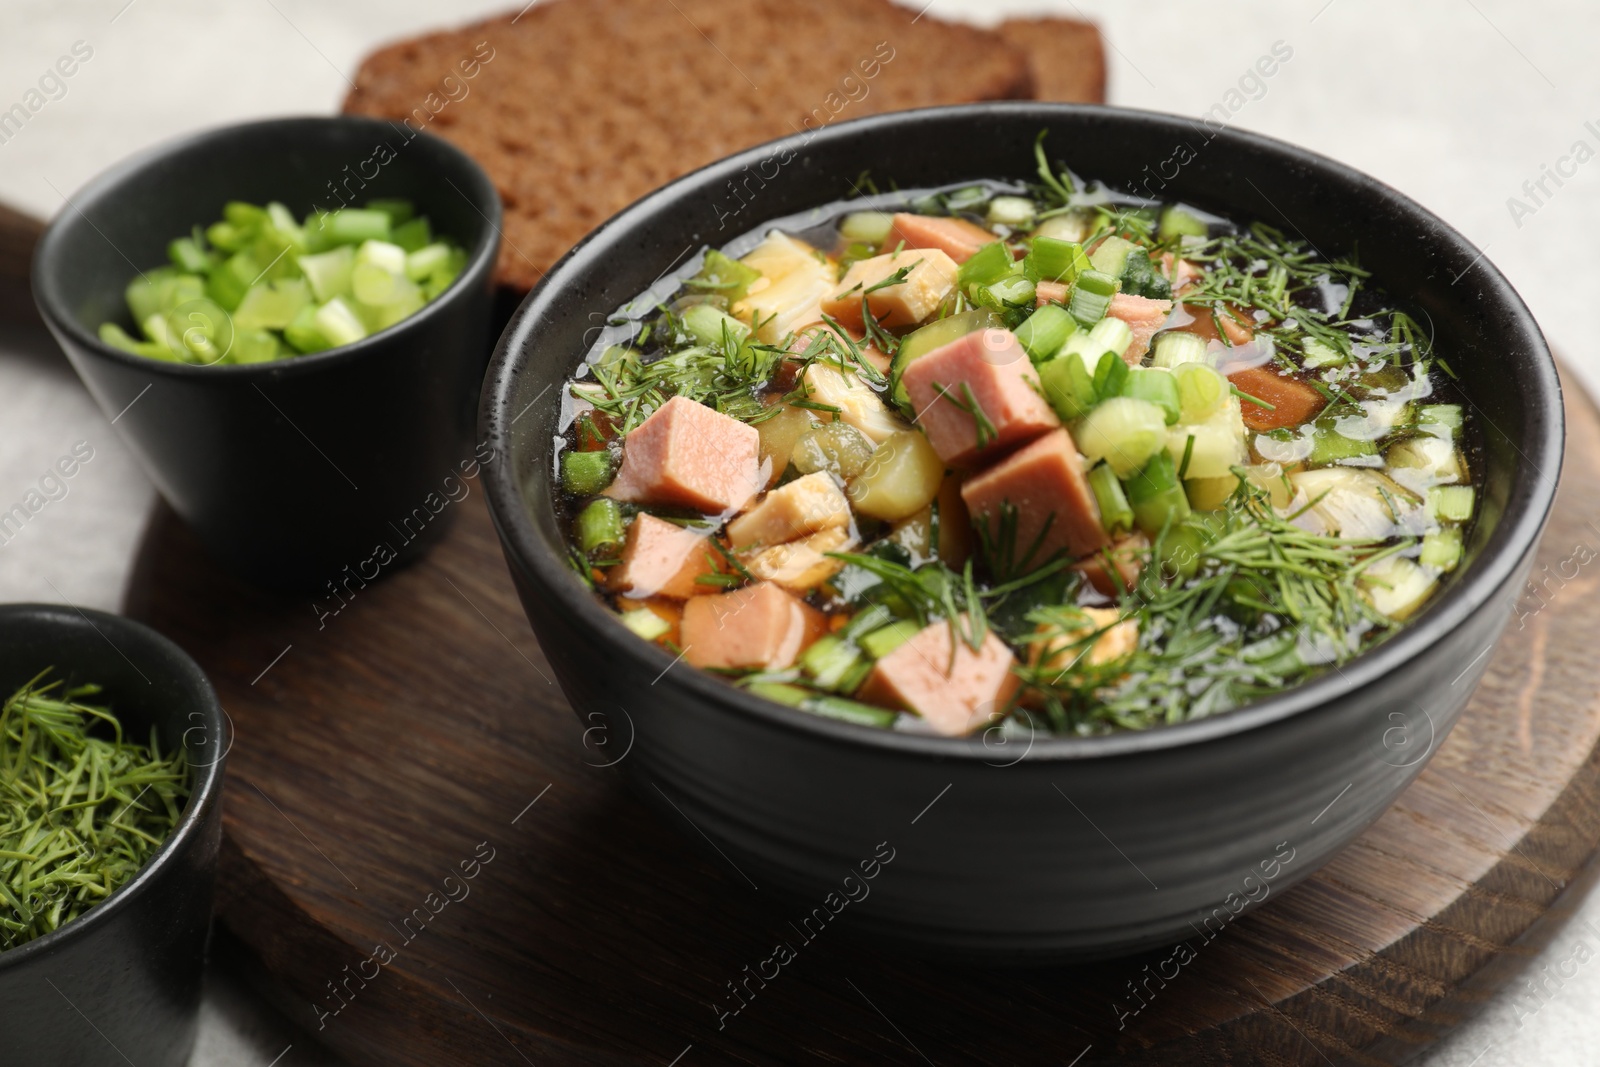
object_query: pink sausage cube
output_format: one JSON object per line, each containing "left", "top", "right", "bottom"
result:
{"left": 857, "top": 616, "right": 1020, "bottom": 736}
{"left": 607, "top": 513, "right": 720, "bottom": 599}
{"left": 1108, "top": 293, "right": 1174, "bottom": 364}
{"left": 681, "top": 581, "right": 826, "bottom": 671}
{"left": 606, "top": 396, "right": 764, "bottom": 514}
{"left": 900, "top": 328, "right": 1060, "bottom": 467}
{"left": 886, "top": 213, "right": 1000, "bottom": 265}
{"left": 960, "top": 428, "right": 1109, "bottom": 567}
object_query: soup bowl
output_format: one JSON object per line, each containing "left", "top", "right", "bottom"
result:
{"left": 480, "top": 103, "right": 1562, "bottom": 962}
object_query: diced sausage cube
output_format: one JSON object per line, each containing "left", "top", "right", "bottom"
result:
{"left": 1036, "top": 279, "right": 1069, "bottom": 307}
{"left": 960, "top": 428, "right": 1110, "bottom": 567}
{"left": 900, "top": 328, "right": 1060, "bottom": 466}
{"left": 1071, "top": 532, "right": 1148, "bottom": 597}
{"left": 726, "top": 471, "right": 851, "bottom": 549}
{"left": 1226, "top": 365, "right": 1327, "bottom": 432}
{"left": 857, "top": 616, "right": 1020, "bottom": 736}
{"left": 820, "top": 248, "right": 958, "bottom": 330}
{"left": 607, "top": 513, "right": 722, "bottom": 599}
{"left": 607, "top": 396, "right": 764, "bottom": 514}
{"left": 741, "top": 526, "right": 856, "bottom": 593}
{"left": 886, "top": 213, "right": 1000, "bottom": 264}
{"left": 681, "top": 581, "right": 826, "bottom": 671}
{"left": 1107, "top": 293, "right": 1174, "bottom": 363}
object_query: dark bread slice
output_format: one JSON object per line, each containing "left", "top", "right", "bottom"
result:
{"left": 996, "top": 16, "right": 1106, "bottom": 104}
{"left": 344, "top": 0, "right": 1032, "bottom": 291}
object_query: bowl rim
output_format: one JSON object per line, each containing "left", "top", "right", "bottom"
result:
{"left": 0, "top": 602, "right": 227, "bottom": 968}
{"left": 31, "top": 114, "right": 503, "bottom": 382}
{"left": 481, "top": 101, "right": 1564, "bottom": 763}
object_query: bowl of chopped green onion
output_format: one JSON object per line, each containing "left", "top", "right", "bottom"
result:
{"left": 32, "top": 116, "right": 502, "bottom": 588}
{"left": 0, "top": 602, "right": 226, "bottom": 1066}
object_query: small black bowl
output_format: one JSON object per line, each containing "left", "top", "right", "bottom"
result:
{"left": 0, "top": 603, "right": 226, "bottom": 1064}
{"left": 33, "top": 116, "right": 502, "bottom": 590}
{"left": 480, "top": 104, "right": 1563, "bottom": 962}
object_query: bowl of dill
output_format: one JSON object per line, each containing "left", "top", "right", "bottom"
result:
{"left": 0, "top": 603, "right": 227, "bottom": 1065}
{"left": 480, "top": 103, "right": 1562, "bottom": 962}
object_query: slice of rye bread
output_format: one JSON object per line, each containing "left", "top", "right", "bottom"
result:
{"left": 995, "top": 16, "right": 1106, "bottom": 104}
{"left": 343, "top": 0, "right": 1036, "bottom": 292}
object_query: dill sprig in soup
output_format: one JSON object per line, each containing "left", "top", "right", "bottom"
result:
{"left": 550, "top": 135, "right": 1477, "bottom": 738}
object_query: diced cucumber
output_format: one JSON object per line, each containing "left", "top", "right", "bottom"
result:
{"left": 986, "top": 196, "right": 1037, "bottom": 228}
{"left": 1126, "top": 451, "right": 1191, "bottom": 536}
{"left": 1158, "top": 205, "right": 1208, "bottom": 241}
{"left": 681, "top": 302, "right": 753, "bottom": 349}
{"left": 1076, "top": 397, "right": 1168, "bottom": 477}
{"left": 859, "top": 619, "right": 922, "bottom": 659}
{"left": 618, "top": 608, "right": 671, "bottom": 641}
{"left": 1089, "top": 235, "right": 1137, "bottom": 278}
{"left": 840, "top": 211, "right": 894, "bottom": 245}
{"left": 691, "top": 248, "right": 762, "bottom": 302}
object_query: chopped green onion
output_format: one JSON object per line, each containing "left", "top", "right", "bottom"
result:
{"left": 1151, "top": 330, "right": 1209, "bottom": 369}
{"left": 1309, "top": 426, "right": 1378, "bottom": 464}
{"left": 297, "top": 246, "right": 355, "bottom": 303}
{"left": 805, "top": 695, "right": 897, "bottom": 728}
{"left": 976, "top": 274, "right": 1036, "bottom": 309}
{"left": 1121, "top": 367, "right": 1181, "bottom": 425}
{"left": 1014, "top": 304, "right": 1076, "bottom": 362}
{"left": 312, "top": 298, "right": 367, "bottom": 348}
{"left": 1091, "top": 349, "right": 1130, "bottom": 399}
{"left": 561, "top": 450, "right": 615, "bottom": 496}
{"left": 1420, "top": 527, "right": 1463, "bottom": 571}
{"left": 391, "top": 216, "right": 433, "bottom": 253}
{"left": 800, "top": 634, "right": 865, "bottom": 691}
{"left": 1301, "top": 338, "right": 1345, "bottom": 369}
{"left": 307, "top": 208, "right": 390, "bottom": 250}
{"left": 1038, "top": 350, "right": 1099, "bottom": 421}
{"left": 575, "top": 499, "right": 625, "bottom": 557}
{"left": 1068, "top": 269, "right": 1117, "bottom": 327}
{"left": 1025, "top": 237, "right": 1089, "bottom": 284}
{"left": 1428, "top": 485, "right": 1475, "bottom": 523}
{"left": 1088, "top": 462, "right": 1134, "bottom": 534}
{"left": 958, "top": 241, "right": 1016, "bottom": 289}
{"left": 1125, "top": 450, "right": 1192, "bottom": 536}
{"left": 365, "top": 198, "right": 415, "bottom": 226}
{"left": 1088, "top": 316, "right": 1133, "bottom": 360}
{"left": 1418, "top": 404, "right": 1464, "bottom": 437}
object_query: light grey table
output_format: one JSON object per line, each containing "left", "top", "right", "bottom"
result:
{"left": 2, "top": 1, "right": 1596, "bottom": 1063}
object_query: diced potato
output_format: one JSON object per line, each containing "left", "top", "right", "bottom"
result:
{"left": 847, "top": 430, "right": 944, "bottom": 522}
{"left": 733, "top": 232, "right": 833, "bottom": 344}
{"left": 801, "top": 363, "right": 909, "bottom": 444}
{"left": 741, "top": 526, "right": 856, "bottom": 593}
{"left": 820, "top": 249, "right": 958, "bottom": 329}
{"left": 1033, "top": 212, "right": 1092, "bottom": 243}
{"left": 727, "top": 471, "right": 851, "bottom": 549}
{"left": 791, "top": 421, "right": 875, "bottom": 480}
{"left": 756, "top": 403, "right": 819, "bottom": 484}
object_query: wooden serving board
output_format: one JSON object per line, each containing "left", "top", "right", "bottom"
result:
{"left": 125, "top": 379, "right": 1600, "bottom": 1067}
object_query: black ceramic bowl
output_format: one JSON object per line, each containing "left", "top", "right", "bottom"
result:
{"left": 0, "top": 603, "right": 226, "bottom": 1064}
{"left": 33, "top": 116, "right": 502, "bottom": 590}
{"left": 481, "top": 104, "right": 1563, "bottom": 962}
